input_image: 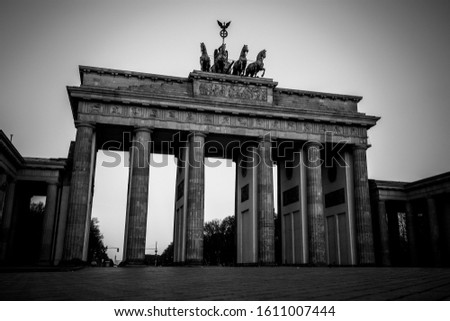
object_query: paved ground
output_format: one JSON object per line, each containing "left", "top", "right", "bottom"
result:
{"left": 0, "top": 266, "right": 449, "bottom": 300}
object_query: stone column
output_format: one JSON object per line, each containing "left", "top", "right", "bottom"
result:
{"left": 185, "top": 132, "right": 205, "bottom": 264}
{"left": 0, "top": 179, "right": 16, "bottom": 262}
{"left": 53, "top": 183, "right": 70, "bottom": 265}
{"left": 39, "top": 182, "right": 59, "bottom": 264}
{"left": 352, "top": 145, "right": 375, "bottom": 265}
{"left": 377, "top": 200, "right": 391, "bottom": 266}
{"left": 124, "top": 127, "right": 152, "bottom": 264}
{"left": 427, "top": 197, "right": 441, "bottom": 266}
{"left": 257, "top": 136, "right": 275, "bottom": 264}
{"left": 305, "top": 142, "right": 326, "bottom": 265}
{"left": 62, "top": 121, "right": 95, "bottom": 262}
{"left": 405, "top": 201, "right": 418, "bottom": 265}
{"left": 0, "top": 172, "right": 7, "bottom": 220}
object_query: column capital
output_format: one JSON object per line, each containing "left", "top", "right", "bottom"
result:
{"left": 189, "top": 131, "right": 207, "bottom": 138}
{"left": 133, "top": 126, "right": 153, "bottom": 134}
{"left": 352, "top": 144, "right": 368, "bottom": 151}
{"left": 46, "top": 180, "right": 60, "bottom": 187}
{"left": 74, "top": 121, "right": 95, "bottom": 129}
{"left": 258, "top": 133, "right": 273, "bottom": 143}
{"left": 303, "top": 140, "right": 324, "bottom": 152}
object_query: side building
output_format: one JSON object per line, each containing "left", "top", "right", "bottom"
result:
{"left": 370, "top": 173, "right": 450, "bottom": 267}
{"left": 0, "top": 130, "right": 73, "bottom": 265}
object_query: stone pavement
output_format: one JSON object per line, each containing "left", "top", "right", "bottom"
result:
{"left": 0, "top": 266, "right": 449, "bottom": 301}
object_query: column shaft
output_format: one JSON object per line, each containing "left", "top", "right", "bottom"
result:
{"left": 257, "top": 138, "right": 275, "bottom": 264}
{"left": 377, "top": 200, "right": 391, "bottom": 266}
{"left": 62, "top": 122, "right": 95, "bottom": 262}
{"left": 125, "top": 127, "right": 151, "bottom": 263}
{"left": 427, "top": 197, "right": 441, "bottom": 266}
{"left": 305, "top": 142, "right": 326, "bottom": 265}
{"left": 0, "top": 180, "right": 16, "bottom": 261}
{"left": 405, "top": 201, "right": 418, "bottom": 265}
{"left": 0, "top": 173, "right": 7, "bottom": 221}
{"left": 185, "top": 133, "right": 205, "bottom": 264}
{"left": 353, "top": 146, "right": 375, "bottom": 265}
{"left": 40, "top": 183, "right": 59, "bottom": 264}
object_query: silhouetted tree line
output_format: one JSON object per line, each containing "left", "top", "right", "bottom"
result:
{"left": 159, "top": 242, "right": 174, "bottom": 265}
{"left": 203, "top": 215, "right": 236, "bottom": 265}
{"left": 159, "top": 211, "right": 282, "bottom": 266}
{"left": 88, "top": 217, "right": 109, "bottom": 265}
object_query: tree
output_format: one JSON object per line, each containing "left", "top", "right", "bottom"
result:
{"left": 274, "top": 210, "right": 282, "bottom": 265}
{"left": 88, "top": 217, "right": 109, "bottom": 265}
{"left": 219, "top": 215, "right": 236, "bottom": 265}
{"left": 203, "top": 219, "right": 222, "bottom": 265}
{"left": 160, "top": 242, "right": 174, "bottom": 266}
{"left": 203, "top": 216, "right": 236, "bottom": 265}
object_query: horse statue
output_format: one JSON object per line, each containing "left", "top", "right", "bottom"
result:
{"left": 232, "top": 44, "right": 248, "bottom": 76}
{"left": 245, "top": 49, "right": 266, "bottom": 77}
{"left": 211, "top": 43, "right": 234, "bottom": 74}
{"left": 199, "top": 42, "right": 211, "bottom": 72}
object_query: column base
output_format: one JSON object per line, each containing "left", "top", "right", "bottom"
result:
{"left": 58, "top": 259, "right": 88, "bottom": 267}
{"left": 120, "top": 260, "right": 147, "bottom": 266}
{"left": 38, "top": 260, "right": 55, "bottom": 267}
{"left": 184, "top": 259, "right": 203, "bottom": 266}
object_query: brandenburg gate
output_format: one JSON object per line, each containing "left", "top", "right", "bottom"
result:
{"left": 3, "top": 23, "right": 450, "bottom": 267}
{"left": 0, "top": 22, "right": 381, "bottom": 266}
{"left": 60, "top": 61, "right": 378, "bottom": 265}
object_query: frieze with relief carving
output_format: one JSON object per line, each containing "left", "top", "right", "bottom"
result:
{"left": 80, "top": 102, "right": 367, "bottom": 139}
{"left": 198, "top": 82, "right": 267, "bottom": 102}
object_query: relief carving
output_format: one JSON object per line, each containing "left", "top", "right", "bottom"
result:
{"left": 287, "top": 121, "right": 296, "bottom": 131}
{"left": 131, "top": 107, "right": 142, "bottom": 117}
{"left": 255, "top": 119, "right": 265, "bottom": 128}
{"left": 198, "top": 82, "right": 267, "bottom": 102}
{"left": 204, "top": 114, "right": 214, "bottom": 124}
{"left": 186, "top": 111, "right": 196, "bottom": 122}
{"left": 304, "top": 123, "right": 312, "bottom": 132}
{"left": 91, "top": 104, "right": 101, "bottom": 113}
{"left": 167, "top": 110, "right": 178, "bottom": 120}
{"left": 110, "top": 105, "right": 122, "bottom": 115}
{"left": 334, "top": 125, "right": 343, "bottom": 135}
{"left": 220, "top": 115, "right": 230, "bottom": 125}
{"left": 270, "top": 120, "right": 280, "bottom": 129}
{"left": 237, "top": 117, "right": 248, "bottom": 127}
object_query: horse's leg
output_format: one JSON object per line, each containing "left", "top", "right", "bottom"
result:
{"left": 261, "top": 68, "right": 265, "bottom": 77}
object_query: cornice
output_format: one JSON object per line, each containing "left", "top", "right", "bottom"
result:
{"left": 276, "top": 87, "right": 362, "bottom": 103}
{"left": 79, "top": 65, "right": 188, "bottom": 85}
{"left": 405, "top": 171, "right": 450, "bottom": 191}
{"left": 189, "top": 70, "right": 278, "bottom": 88}
{"left": 23, "top": 157, "right": 67, "bottom": 170}
{"left": 0, "top": 130, "right": 25, "bottom": 169}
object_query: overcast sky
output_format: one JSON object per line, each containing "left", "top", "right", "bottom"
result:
{"left": 1, "top": 0, "right": 449, "bottom": 260}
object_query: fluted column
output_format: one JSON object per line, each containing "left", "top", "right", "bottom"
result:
{"left": 62, "top": 122, "right": 95, "bottom": 262}
{"left": 124, "top": 127, "right": 152, "bottom": 264}
{"left": 352, "top": 145, "right": 375, "bottom": 265}
{"left": 377, "top": 200, "right": 391, "bottom": 266}
{"left": 0, "top": 179, "right": 16, "bottom": 262}
{"left": 427, "top": 197, "right": 441, "bottom": 266}
{"left": 305, "top": 142, "right": 326, "bottom": 265}
{"left": 39, "top": 182, "right": 59, "bottom": 264}
{"left": 257, "top": 137, "right": 274, "bottom": 264}
{"left": 185, "top": 132, "right": 205, "bottom": 264}
{"left": 405, "top": 201, "right": 418, "bottom": 265}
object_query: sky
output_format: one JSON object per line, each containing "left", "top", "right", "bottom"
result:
{"left": 1, "top": 0, "right": 449, "bottom": 260}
